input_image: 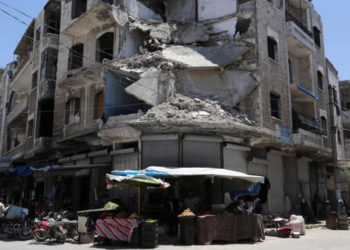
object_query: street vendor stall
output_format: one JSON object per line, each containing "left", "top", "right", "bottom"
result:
{"left": 107, "top": 166, "right": 265, "bottom": 246}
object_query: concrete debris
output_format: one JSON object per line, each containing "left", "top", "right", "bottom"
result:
{"left": 128, "top": 94, "right": 261, "bottom": 137}
{"left": 112, "top": 5, "right": 129, "bottom": 26}
{"left": 129, "top": 21, "right": 211, "bottom": 46}
{"left": 162, "top": 42, "right": 250, "bottom": 69}
{"left": 123, "top": 0, "right": 162, "bottom": 21}
{"left": 125, "top": 69, "right": 175, "bottom": 106}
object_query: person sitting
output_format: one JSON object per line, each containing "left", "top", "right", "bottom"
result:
{"left": 245, "top": 196, "right": 254, "bottom": 215}
{"left": 253, "top": 196, "right": 263, "bottom": 214}
{"left": 229, "top": 196, "right": 246, "bottom": 214}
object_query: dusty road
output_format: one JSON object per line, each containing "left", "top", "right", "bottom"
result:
{"left": 0, "top": 228, "right": 348, "bottom": 250}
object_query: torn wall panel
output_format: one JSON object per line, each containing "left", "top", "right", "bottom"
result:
{"left": 176, "top": 69, "right": 258, "bottom": 107}
{"left": 164, "top": 0, "right": 196, "bottom": 22}
{"left": 211, "top": 17, "right": 238, "bottom": 40}
{"left": 162, "top": 42, "right": 250, "bottom": 69}
{"left": 198, "top": 0, "right": 237, "bottom": 21}
{"left": 124, "top": 0, "right": 162, "bottom": 21}
{"left": 125, "top": 70, "right": 175, "bottom": 106}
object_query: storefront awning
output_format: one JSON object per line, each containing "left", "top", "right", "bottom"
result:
{"left": 111, "top": 166, "right": 265, "bottom": 184}
{"left": 31, "top": 164, "right": 108, "bottom": 173}
{"left": 7, "top": 163, "right": 57, "bottom": 177}
{"left": 106, "top": 173, "right": 170, "bottom": 188}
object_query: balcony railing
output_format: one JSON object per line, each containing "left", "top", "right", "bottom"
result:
{"left": 286, "top": 10, "right": 313, "bottom": 38}
{"left": 292, "top": 110, "right": 321, "bottom": 135}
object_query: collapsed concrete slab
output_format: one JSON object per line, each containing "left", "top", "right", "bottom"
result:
{"left": 128, "top": 94, "right": 263, "bottom": 138}
{"left": 162, "top": 42, "right": 250, "bottom": 69}
{"left": 176, "top": 69, "right": 258, "bottom": 107}
{"left": 125, "top": 69, "right": 175, "bottom": 106}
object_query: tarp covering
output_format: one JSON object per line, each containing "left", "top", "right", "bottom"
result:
{"left": 106, "top": 173, "right": 170, "bottom": 188}
{"left": 229, "top": 183, "right": 261, "bottom": 201}
{"left": 7, "top": 163, "right": 57, "bottom": 177}
{"left": 297, "top": 85, "right": 320, "bottom": 101}
{"left": 111, "top": 166, "right": 265, "bottom": 184}
{"left": 31, "top": 164, "right": 108, "bottom": 173}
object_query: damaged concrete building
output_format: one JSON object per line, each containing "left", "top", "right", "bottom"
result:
{"left": 0, "top": 0, "right": 348, "bottom": 215}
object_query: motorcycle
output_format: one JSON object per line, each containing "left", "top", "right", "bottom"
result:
{"left": 33, "top": 217, "right": 67, "bottom": 244}
{"left": 2, "top": 218, "right": 33, "bottom": 240}
{"left": 61, "top": 218, "right": 78, "bottom": 241}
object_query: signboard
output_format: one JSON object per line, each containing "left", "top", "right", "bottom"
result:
{"left": 276, "top": 125, "right": 293, "bottom": 145}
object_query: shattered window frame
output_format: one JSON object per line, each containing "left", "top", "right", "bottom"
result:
{"left": 68, "top": 43, "right": 84, "bottom": 70}
{"left": 267, "top": 37, "right": 278, "bottom": 61}
{"left": 27, "top": 119, "right": 34, "bottom": 137}
{"left": 270, "top": 92, "right": 281, "bottom": 119}
{"left": 65, "top": 98, "right": 81, "bottom": 125}
{"left": 71, "top": 0, "right": 87, "bottom": 20}
{"left": 321, "top": 116, "right": 327, "bottom": 136}
{"left": 313, "top": 26, "right": 321, "bottom": 48}
{"left": 317, "top": 71, "right": 323, "bottom": 90}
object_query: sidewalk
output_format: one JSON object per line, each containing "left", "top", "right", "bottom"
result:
{"left": 305, "top": 220, "right": 326, "bottom": 229}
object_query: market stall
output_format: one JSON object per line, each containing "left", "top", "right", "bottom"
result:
{"left": 106, "top": 166, "right": 265, "bottom": 246}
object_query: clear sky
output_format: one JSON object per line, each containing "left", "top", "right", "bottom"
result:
{"left": 0, "top": 1, "right": 348, "bottom": 80}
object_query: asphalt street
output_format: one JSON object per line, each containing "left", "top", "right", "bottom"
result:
{"left": 0, "top": 228, "right": 349, "bottom": 250}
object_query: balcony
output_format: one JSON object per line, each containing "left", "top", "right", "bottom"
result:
{"left": 292, "top": 111, "right": 321, "bottom": 135}
{"left": 34, "top": 137, "right": 53, "bottom": 155}
{"left": 38, "top": 79, "right": 56, "bottom": 100}
{"left": 293, "top": 128, "right": 324, "bottom": 151}
{"left": 3, "top": 143, "right": 25, "bottom": 161}
{"left": 286, "top": 11, "right": 315, "bottom": 57}
{"left": 290, "top": 83, "right": 319, "bottom": 103}
{"left": 59, "top": 65, "right": 104, "bottom": 88}
{"left": 41, "top": 33, "right": 59, "bottom": 51}
{"left": 64, "top": 2, "right": 113, "bottom": 37}
{"left": 7, "top": 99, "right": 28, "bottom": 126}
{"left": 10, "top": 53, "right": 33, "bottom": 93}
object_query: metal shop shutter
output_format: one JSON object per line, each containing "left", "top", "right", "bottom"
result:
{"left": 267, "top": 152, "right": 284, "bottom": 214}
{"left": 113, "top": 152, "right": 138, "bottom": 171}
{"left": 142, "top": 135, "right": 179, "bottom": 168}
{"left": 183, "top": 135, "right": 222, "bottom": 168}
{"left": 298, "top": 158, "right": 311, "bottom": 202}
{"left": 248, "top": 161, "right": 267, "bottom": 176}
{"left": 283, "top": 157, "right": 298, "bottom": 211}
{"left": 223, "top": 144, "right": 249, "bottom": 192}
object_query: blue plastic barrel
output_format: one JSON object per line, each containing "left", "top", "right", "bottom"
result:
{"left": 4, "top": 205, "right": 29, "bottom": 220}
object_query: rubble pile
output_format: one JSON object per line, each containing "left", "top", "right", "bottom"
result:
{"left": 128, "top": 94, "right": 261, "bottom": 137}
{"left": 140, "top": 94, "right": 255, "bottom": 126}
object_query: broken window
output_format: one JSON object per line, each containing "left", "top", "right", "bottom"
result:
{"left": 44, "top": 7, "right": 60, "bottom": 35}
{"left": 267, "top": 37, "right": 278, "bottom": 61}
{"left": 317, "top": 71, "right": 323, "bottom": 90}
{"left": 347, "top": 103, "right": 350, "bottom": 110}
{"left": 40, "top": 48, "right": 58, "bottom": 80}
{"left": 72, "top": 0, "right": 87, "bottom": 19}
{"left": 38, "top": 100, "right": 54, "bottom": 137}
{"left": 27, "top": 120, "right": 34, "bottom": 137}
{"left": 96, "top": 32, "right": 114, "bottom": 63}
{"left": 338, "top": 130, "right": 342, "bottom": 145}
{"left": 68, "top": 44, "right": 84, "bottom": 70}
{"left": 313, "top": 27, "right": 321, "bottom": 47}
{"left": 35, "top": 28, "right": 41, "bottom": 43}
{"left": 288, "top": 59, "right": 293, "bottom": 83}
{"left": 94, "top": 91, "right": 105, "bottom": 120}
{"left": 32, "top": 71, "right": 38, "bottom": 89}
{"left": 65, "top": 98, "right": 81, "bottom": 125}
{"left": 270, "top": 93, "right": 281, "bottom": 119}
{"left": 321, "top": 116, "right": 327, "bottom": 136}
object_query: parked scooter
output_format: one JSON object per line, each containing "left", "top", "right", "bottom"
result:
{"left": 33, "top": 217, "right": 67, "bottom": 243}
{"left": 2, "top": 218, "right": 33, "bottom": 240}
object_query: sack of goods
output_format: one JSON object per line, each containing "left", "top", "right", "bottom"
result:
{"left": 289, "top": 215, "right": 306, "bottom": 235}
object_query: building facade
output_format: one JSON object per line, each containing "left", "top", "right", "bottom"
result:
{"left": 0, "top": 0, "right": 347, "bottom": 215}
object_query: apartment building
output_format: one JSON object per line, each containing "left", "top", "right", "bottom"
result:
{"left": 0, "top": 0, "right": 347, "bottom": 214}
